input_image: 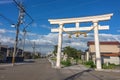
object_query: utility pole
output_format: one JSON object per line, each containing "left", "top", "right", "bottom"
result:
{"left": 22, "top": 29, "right": 26, "bottom": 57}
{"left": 32, "top": 42, "right": 35, "bottom": 59}
{"left": 12, "top": 2, "right": 25, "bottom": 65}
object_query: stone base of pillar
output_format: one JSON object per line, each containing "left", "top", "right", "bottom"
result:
{"left": 54, "top": 66, "right": 61, "bottom": 69}
{"left": 95, "top": 68, "right": 103, "bottom": 71}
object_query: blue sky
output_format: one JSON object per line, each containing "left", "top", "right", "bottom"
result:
{"left": 0, "top": 0, "right": 120, "bottom": 54}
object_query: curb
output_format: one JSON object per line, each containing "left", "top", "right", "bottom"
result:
{"left": 48, "top": 58, "right": 56, "bottom": 68}
{"left": 95, "top": 69, "right": 120, "bottom": 72}
{"left": 0, "top": 62, "right": 29, "bottom": 67}
{"left": 0, "top": 64, "right": 13, "bottom": 67}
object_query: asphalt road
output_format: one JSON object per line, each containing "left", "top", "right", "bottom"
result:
{"left": 0, "top": 59, "right": 120, "bottom": 80}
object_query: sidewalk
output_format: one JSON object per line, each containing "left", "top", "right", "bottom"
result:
{"left": 0, "top": 63, "right": 13, "bottom": 67}
{"left": 48, "top": 58, "right": 120, "bottom": 73}
{"left": 63, "top": 64, "right": 89, "bottom": 70}
{"left": 48, "top": 58, "right": 91, "bottom": 70}
{"left": 63, "top": 64, "right": 120, "bottom": 73}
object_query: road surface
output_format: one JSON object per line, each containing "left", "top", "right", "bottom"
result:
{"left": 0, "top": 59, "right": 120, "bottom": 80}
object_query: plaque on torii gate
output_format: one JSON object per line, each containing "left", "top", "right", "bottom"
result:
{"left": 48, "top": 13, "right": 113, "bottom": 70}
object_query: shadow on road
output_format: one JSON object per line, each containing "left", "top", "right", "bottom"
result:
{"left": 64, "top": 69, "right": 92, "bottom": 80}
{"left": 0, "top": 68, "right": 6, "bottom": 70}
{"left": 24, "top": 60, "right": 35, "bottom": 63}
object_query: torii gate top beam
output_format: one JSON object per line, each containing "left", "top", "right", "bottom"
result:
{"left": 48, "top": 13, "right": 113, "bottom": 24}
{"left": 51, "top": 26, "right": 109, "bottom": 32}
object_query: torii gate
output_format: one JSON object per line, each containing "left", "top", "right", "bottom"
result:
{"left": 48, "top": 13, "right": 113, "bottom": 70}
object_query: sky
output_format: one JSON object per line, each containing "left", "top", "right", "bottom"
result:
{"left": 0, "top": 0, "right": 120, "bottom": 54}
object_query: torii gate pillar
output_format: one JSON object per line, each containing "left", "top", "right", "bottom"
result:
{"left": 93, "top": 21, "right": 101, "bottom": 69}
{"left": 56, "top": 24, "right": 63, "bottom": 68}
{"left": 48, "top": 13, "right": 113, "bottom": 70}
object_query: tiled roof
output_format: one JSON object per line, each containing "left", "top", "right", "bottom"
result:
{"left": 87, "top": 41, "right": 120, "bottom": 46}
{"left": 101, "top": 53, "right": 120, "bottom": 57}
{"left": 89, "top": 52, "right": 120, "bottom": 57}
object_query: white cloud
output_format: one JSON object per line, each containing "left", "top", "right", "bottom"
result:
{"left": 0, "top": 29, "right": 15, "bottom": 46}
{"left": 117, "top": 30, "right": 120, "bottom": 33}
{"left": 30, "top": 33, "right": 120, "bottom": 53}
{"left": 0, "top": 29, "right": 6, "bottom": 33}
{"left": 26, "top": 32, "right": 39, "bottom": 37}
{"left": 0, "top": 35, "right": 14, "bottom": 46}
{"left": 0, "top": 29, "right": 120, "bottom": 54}
{"left": 0, "top": 28, "right": 15, "bottom": 34}
{"left": 32, "top": 22, "right": 37, "bottom": 27}
{"left": 40, "top": 24, "right": 51, "bottom": 30}
{"left": 0, "top": 22, "right": 3, "bottom": 26}
{"left": 0, "top": 1, "right": 13, "bottom": 4}
{"left": 99, "top": 34, "right": 120, "bottom": 41}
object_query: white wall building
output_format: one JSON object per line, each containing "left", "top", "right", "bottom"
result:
{"left": 87, "top": 41, "right": 120, "bottom": 65}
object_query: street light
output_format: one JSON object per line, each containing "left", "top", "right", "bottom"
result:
{"left": 11, "top": 24, "right": 16, "bottom": 28}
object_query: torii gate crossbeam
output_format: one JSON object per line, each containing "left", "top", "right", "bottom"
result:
{"left": 48, "top": 13, "right": 113, "bottom": 70}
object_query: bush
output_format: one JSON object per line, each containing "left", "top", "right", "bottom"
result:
{"left": 51, "top": 57, "right": 56, "bottom": 61}
{"left": 84, "top": 60, "right": 93, "bottom": 65}
{"left": 102, "top": 63, "right": 115, "bottom": 69}
{"left": 61, "top": 60, "right": 71, "bottom": 67}
{"left": 33, "top": 55, "right": 40, "bottom": 59}
{"left": 84, "top": 61, "right": 96, "bottom": 68}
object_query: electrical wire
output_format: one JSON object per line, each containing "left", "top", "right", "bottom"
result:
{"left": 0, "top": 13, "right": 14, "bottom": 24}
{"left": 31, "top": 0, "right": 58, "bottom": 7}
{"left": 12, "top": 0, "right": 34, "bottom": 42}
{"left": 12, "top": 0, "right": 34, "bottom": 24}
{"left": 26, "top": 32, "right": 35, "bottom": 50}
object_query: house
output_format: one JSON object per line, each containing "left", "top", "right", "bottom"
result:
{"left": 87, "top": 41, "right": 120, "bottom": 65}
{"left": 7, "top": 47, "right": 23, "bottom": 57}
{"left": 0, "top": 45, "right": 8, "bottom": 62}
{"left": 6, "top": 47, "right": 24, "bottom": 63}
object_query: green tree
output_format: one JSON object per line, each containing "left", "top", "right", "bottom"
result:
{"left": 63, "top": 46, "right": 79, "bottom": 59}
{"left": 63, "top": 46, "right": 83, "bottom": 64}
{"left": 52, "top": 45, "right": 58, "bottom": 56}
{"left": 76, "top": 50, "right": 82, "bottom": 59}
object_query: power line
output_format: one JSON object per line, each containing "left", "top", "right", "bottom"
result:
{"left": 0, "top": 13, "right": 14, "bottom": 24}
{"left": 31, "top": 0, "right": 58, "bottom": 7}
{"left": 13, "top": 0, "right": 34, "bottom": 22}
{"left": 13, "top": 0, "right": 34, "bottom": 31}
